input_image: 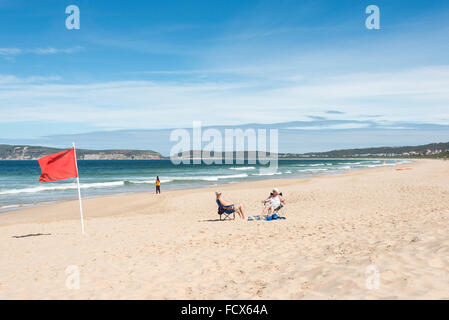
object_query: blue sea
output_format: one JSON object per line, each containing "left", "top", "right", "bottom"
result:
{"left": 0, "top": 159, "right": 409, "bottom": 211}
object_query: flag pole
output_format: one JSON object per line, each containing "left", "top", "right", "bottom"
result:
{"left": 72, "top": 142, "right": 85, "bottom": 235}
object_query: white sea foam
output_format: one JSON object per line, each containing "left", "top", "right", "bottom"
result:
{"left": 298, "top": 168, "right": 329, "bottom": 172}
{"left": 0, "top": 204, "right": 21, "bottom": 209}
{"left": 205, "top": 173, "right": 248, "bottom": 181}
{"left": 295, "top": 164, "right": 324, "bottom": 167}
{"left": 124, "top": 173, "right": 250, "bottom": 184}
{"left": 229, "top": 166, "right": 256, "bottom": 171}
{"left": 114, "top": 174, "right": 251, "bottom": 185}
{"left": 0, "top": 173, "right": 256, "bottom": 196}
{"left": 126, "top": 178, "right": 173, "bottom": 184}
{"left": 0, "top": 181, "right": 125, "bottom": 195}
{"left": 169, "top": 174, "right": 248, "bottom": 181}
{"left": 251, "top": 172, "right": 282, "bottom": 176}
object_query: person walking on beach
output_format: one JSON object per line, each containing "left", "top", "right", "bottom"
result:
{"left": 155, "top": 176, "right": 161, "bottom": 194}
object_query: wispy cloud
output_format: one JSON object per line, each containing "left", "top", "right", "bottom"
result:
{"left": 0, "top": 75, "right": 61, "bottom": 84}
{"left": 0, "top": 46, "right": 84, "bottom": 56}
{"left": 30, "top": 47, "right": 84, "bottom": 55}
{"left": 326, "top": 110, "right": 345, "bottom": 115}
{"left": 287, "top": 123, "right": 372, "bottom": 130}
{"left": 0, "top": 48, "right": 22, "bottom": 55}
{"left": 0, "top": 65, "right": 449, "bottom": 131}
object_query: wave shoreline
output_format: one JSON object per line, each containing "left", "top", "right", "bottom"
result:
{"left": 0, "top": 159, "right": 411, "bottom": 213}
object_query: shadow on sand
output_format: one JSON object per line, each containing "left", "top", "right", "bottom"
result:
{"left": 198, "top": 218, "right": 233, "bottom": 222}
{"left": 12, "top": 233, "right": 51, "bottom": 239}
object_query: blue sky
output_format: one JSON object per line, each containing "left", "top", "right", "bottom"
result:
{"left": 1, "top": 0, "right": 449, "bottom": 151}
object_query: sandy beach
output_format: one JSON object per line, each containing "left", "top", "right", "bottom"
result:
{"left": 0, "top": 159, "right": 448, "bottom": 299}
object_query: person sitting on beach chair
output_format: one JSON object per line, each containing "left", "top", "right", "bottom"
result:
{"left": 261, "top": 188, "right": 285, "bottom": 220}
{"left": 216, "top": 191, "right": 245, "bottom": 220}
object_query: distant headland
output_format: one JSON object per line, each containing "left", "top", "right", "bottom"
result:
{"left": 0, "top": 145, "right": 166, "bottom": 160}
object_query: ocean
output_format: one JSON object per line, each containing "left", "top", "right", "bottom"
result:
{"left": 0, "top": 159, "right": 409, "bottom": 211}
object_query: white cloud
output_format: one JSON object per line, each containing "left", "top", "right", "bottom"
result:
{"left": 287, "top": 123, "right": 371, "bottom": 130}
{"left": 0, "top": 48, "right": 22, "bottom": 55}
{"left": 0, "top": 46, "right": 83, "bottom": 56}
{"left": 31, "top": 46, "right": 84, "bottom": 55}
{"left": 0, "top": 75, "right": 61, "bottom": 84}
{"left": 0, "top": 65, "right": 448, "bottom": 129}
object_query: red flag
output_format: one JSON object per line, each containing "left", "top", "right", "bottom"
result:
{"left": 38, "top": 148, "right": 78, "bottom": 182}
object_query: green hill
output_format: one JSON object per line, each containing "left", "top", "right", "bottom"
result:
{"left": 283, "top": 142, "right": 449, "bottom": 158}
{"left": 0, "top": 144, "right": 165, "bottom": 160}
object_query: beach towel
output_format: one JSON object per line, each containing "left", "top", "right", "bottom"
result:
{"left": 248, "top": 214, "right": 285, "bottom": 221}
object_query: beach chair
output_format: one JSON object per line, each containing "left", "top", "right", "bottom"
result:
{"left": 216, "top": 200, "right": 236, "bottom": 221}
{"left": 273, "top": 202, "right": 286, "bottom": 218}
{"left": 264, "top": 192, "right": 286, "bottom": 218}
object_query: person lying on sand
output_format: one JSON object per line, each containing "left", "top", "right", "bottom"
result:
{"left": 215, "top": 191, "right": 245, "bottom": 219}
{"left": 261, "top": 188, "right": 285, "bottom": 220}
